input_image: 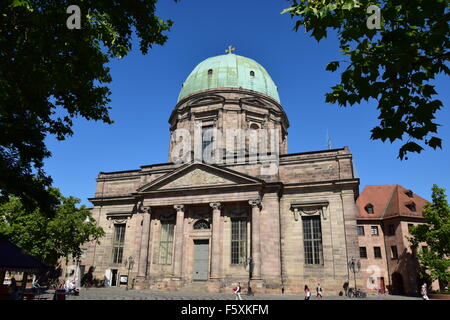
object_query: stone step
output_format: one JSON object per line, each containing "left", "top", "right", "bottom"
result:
{"left": 178, "top": 281, "right": 209, "bottom": 292}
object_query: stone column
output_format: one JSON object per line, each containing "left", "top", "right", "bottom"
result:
{"left": 210, "top": 202, "right": 221, "bottom": 279}
{"left": 173, "top": 204, "right": 185, "bottom": 277}
{"left": 137, "top": 206, "right": 151, "bottom": 277}
{"left": 249, "top": 199, "right": 262, "bottom": 279}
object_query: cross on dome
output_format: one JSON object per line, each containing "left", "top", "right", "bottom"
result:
{"left": 225, "top": 45, "right": 236, "bottom": 54}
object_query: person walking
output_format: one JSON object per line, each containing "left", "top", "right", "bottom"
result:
{"left": 343, "top": 281, "right": 349, "bottom": 296}
{"left": 233, "top": 282, "right": 243, "bottom": 300}
{"left": 304, "top": 285, "right": 311, "bottom": 300}
{"left": 9, "top": 277, "right": 18, "bottom": 300}
{"left": 421, "top": 283, "right": 429, "bottom": 300}
{"left": 316, "top": 283, "right": 323, "bottom": 299}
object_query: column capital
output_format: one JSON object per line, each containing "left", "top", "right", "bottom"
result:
{"left": 137, "top": 200, "right": 151, "bottom": 214}
{"left": 174, "top": 204, "right": 185, "bottom": 212}
{"left": 209, "top": 202, "right": 221, "bottom": 210}
{"left": 141, "top": 206, "right": 151, "bottom": 214}
{"left": 248, "top": 198, "right": 261, "bottom": 208}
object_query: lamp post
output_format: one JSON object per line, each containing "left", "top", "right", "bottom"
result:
{"left": 124, "top": 256, "right": 134, "bottom": 291}
{"left": 75, "top": 258, "right": 82, "bottom": 289}
{"left": 243, "top": 257, "right": 254, "bottom": 296}
{"left": 347, "top": 257, "right": 361, "bottom": 290}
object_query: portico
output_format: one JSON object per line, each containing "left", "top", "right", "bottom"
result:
{"left": 129, "top": 162, "right": 270, "bottom": 291}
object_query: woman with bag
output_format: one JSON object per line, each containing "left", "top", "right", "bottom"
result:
{"left": 304, "top": 285, "right": 311, "bottom": 300}
{"left": 233, "top": 282, "right": 243, "bottom": 300}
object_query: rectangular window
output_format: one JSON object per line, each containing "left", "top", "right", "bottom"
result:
{"left": 391, "top": 246, "right": 398, "bottom": 259}
{"left": 159, "top": 222, "right": 175, "bottom": 265}
{"left": 388, "top": 224, "right": 396, "bottom": 236}
{"left": 422, "top": 245, "right": 428, "bottom": 253}
{"left": 231, "top": 219, "right": 247, "bottom": 264}
{"left": 80, "top": 248, "right": 88, "bottom": 259}
{"left": 374, "top": 246, "right": 382, "bottom": 259}
{"left": 359, "top": 247, "right": 368, "bottom": 259}
{"left": 202, "top": 125, "right": 214, "bottom": 153}
{"left": 357, "top": 226, "right": 365, "bottom": 236}
{"left": 112, "top": 224, "right": 126, "bottom": 264}
{"left": 303, "top": 216, "right": 323, "bottom": 265}
{"left": 371, "top": 226, "right": 379, "bottom": 236}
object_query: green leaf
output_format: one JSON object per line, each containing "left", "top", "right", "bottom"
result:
{"left": 428, "top": 137, "right": 442, "bottom": 149}
{"left": 326, "top": 61, "right": 340, "bottom": 72}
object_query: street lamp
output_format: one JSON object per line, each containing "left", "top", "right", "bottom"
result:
{"left": 243, "top": 257, "right": 254, "bottom": 296}
{"left": 124, "top": 256, "right": 134, "bottom": 291}
{"left": 347, "top": 257, "right": 361, "bottom": 290}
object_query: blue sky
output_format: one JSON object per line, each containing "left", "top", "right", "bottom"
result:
{"left": 44, "top": 0, "right": 450, "bottom": 206}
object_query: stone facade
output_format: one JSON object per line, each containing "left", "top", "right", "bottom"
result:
{"left": 80, "top": 53, "right": 361, "bottom": 295}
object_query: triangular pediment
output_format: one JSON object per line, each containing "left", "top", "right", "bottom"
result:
{"left": 240, "top": 97, "right": 267, "bottom": 108}
{"left": 188, "top": 95, "right": 225, "bottom": 107}
{"left": 137, "top": 162, "right": 262, "bottom": 193}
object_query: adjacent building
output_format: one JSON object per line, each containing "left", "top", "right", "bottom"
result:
{"left": 356, "top": 185, "right": 428, "bottom": 295}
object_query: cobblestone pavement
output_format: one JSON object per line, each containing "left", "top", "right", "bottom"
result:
{"left": 38, "top": 288, "right": 421, "bottom": 300}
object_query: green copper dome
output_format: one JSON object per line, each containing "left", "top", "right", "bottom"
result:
{"left": 178, "top": 53, "right": 280, "bottom": 103}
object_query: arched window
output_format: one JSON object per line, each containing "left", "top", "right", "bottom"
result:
{"left": 193, "top": 219, "right": 210, "bottom": 230}
{"left": 250, "top": 70, "right": 255, "bottom": 76}
{"left": 208, "top": 69, "right": 213, "bottom": 75}
{"left": 365, "top": 204, "right": 374, "bottom": 214}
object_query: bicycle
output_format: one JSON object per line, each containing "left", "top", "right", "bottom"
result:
{"left": 348, "top": 288, "right": 367, "bottom": 298}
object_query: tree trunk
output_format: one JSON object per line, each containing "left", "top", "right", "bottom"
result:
{"left": 438, "top": 279, "right": 448, "bottom": 293}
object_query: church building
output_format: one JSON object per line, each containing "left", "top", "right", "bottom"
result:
{"left": 82, "top": 49, "right": 361, "bottom": 294}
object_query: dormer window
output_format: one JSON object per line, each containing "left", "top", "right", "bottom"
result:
{"left": 208, "top": 69, "right": 213, "bottom": 75}
{"left": 405, "top": 190, "right": 413, "bottom": 198}
{"left": 365, "top": 204, "right": 374, "bottom": 214}
{"left": 406, "top": 203, "right": 417, "bottom": 212}
{"left": 250, "top": 70, "right": 255, "bottom": 76}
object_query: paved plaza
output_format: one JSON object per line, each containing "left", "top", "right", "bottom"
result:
{"left": 37, "top": 287, "right": 421, "bottom": 300}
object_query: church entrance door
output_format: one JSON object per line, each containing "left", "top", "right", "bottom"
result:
{"left": 193, "top": 240, "right": 209, "bottom": 281}
{"left": 111, "top": 269, "right": 118, "bottom": 287}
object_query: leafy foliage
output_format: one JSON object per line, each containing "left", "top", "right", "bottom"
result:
{"left": 0, "top": 187, "right": 105, "bottom": 265}
{"left": 0, "top": 1, "right": 173, "bottom": 213}
{"left": 410, "top": 185, "right": 450, "bottom": 290}
{"left": 283, "top": 0, "right": 449, "bottom": 159}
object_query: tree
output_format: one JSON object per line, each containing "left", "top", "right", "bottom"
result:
{"left": 410, "top": 185, "right": 450, "bottom": 292}
{"left": 0, "top": 187, "right": 105, "bottom": 265}
{"left": 282, "top": 1, "right": 449, "bottom": 159}
{"left": 0, "top": 1, "right": 173, "bottom": 213}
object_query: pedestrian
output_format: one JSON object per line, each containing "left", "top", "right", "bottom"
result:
{"left": 82, "top": 267, "right": 94, "bottom": 289}
{"left": 9, "top": 277, "right": 17, "bottom": 292}
{"left": 304, "top": 285, "right": 311, "bottom": 300}
{"left": 316, "top": 283, "right": 323, "bottom": 299}
{"left": 233, "top": 282, "right": 243, "bottom": 300}
{"left": 343, "top": 281, "right": 349, "bottom": 296}
{"left": 421, "top": 283, "right": 429, "bottom": 300}
{"left": 9, "top": 277, "right": 18, "bottom": 300}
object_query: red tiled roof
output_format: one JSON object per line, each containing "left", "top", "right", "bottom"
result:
{"left": 356, "top": 184, "right": 428, "bottom": 219}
